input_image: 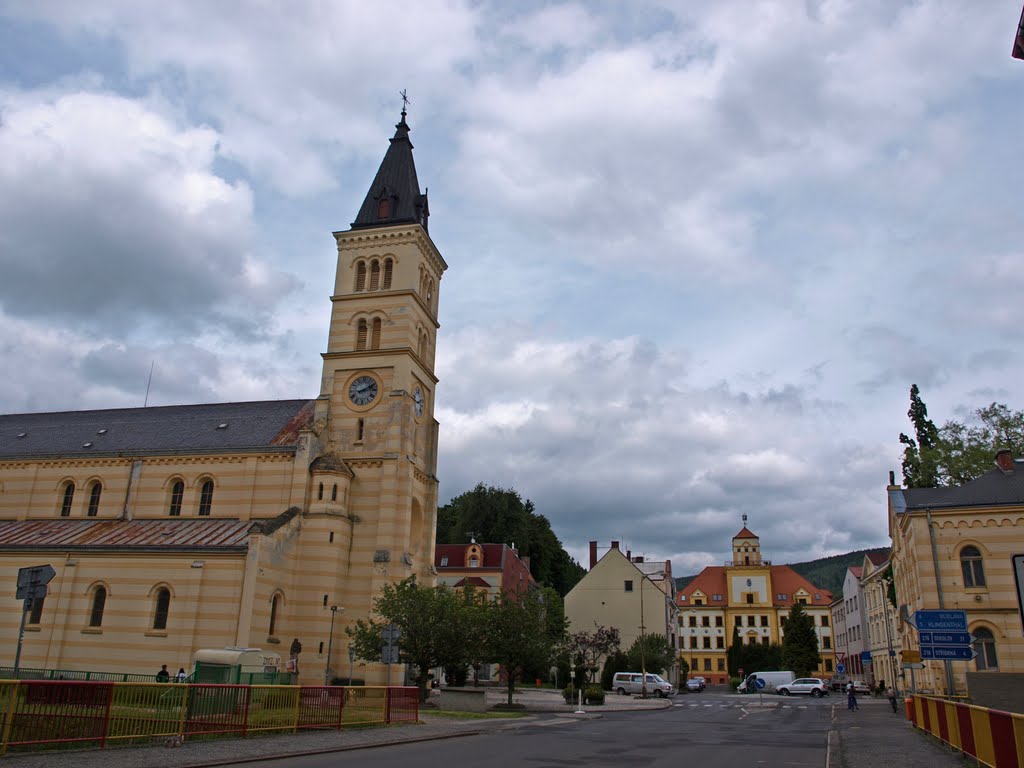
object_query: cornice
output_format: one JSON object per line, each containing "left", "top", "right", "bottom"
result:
{"left": 333, "top": 226, "right": 447, "bottom": 276}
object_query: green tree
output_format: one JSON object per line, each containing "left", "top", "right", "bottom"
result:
{"left": 727, "top": 623, "right": 742, "bottom": 676}
{"left": 436, "top": 484, "right": 585, "bottom": 596}
{"left": 737, "top": 642, "right": 783, "bottom": 673}
{"left": 899, "top": 388, "right": 1024, "bottom": 488}
{"left": 600, "top": 650, "right": 630, "bottom": 690}
{"left": 562, "top": 624, "right": 621, "bottom": 683}
{"left": 780, "top": 602, "right": 820, "bottom": 677}
{"left": 625, "top": 633, "right": 675, "bottom": 677}
{"left": 485, "top": 587, "right": 560, "bottom": 706}
{"left": 345, "top": 577, "right": 476, "bottom": 702}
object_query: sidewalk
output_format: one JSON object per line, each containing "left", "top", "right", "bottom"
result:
{"left": 830, "top": 697, "right": 966, "bottom": 768}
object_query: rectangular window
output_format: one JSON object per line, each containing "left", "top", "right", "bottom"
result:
{"left": 689, "top": 616, "right": 697, "bottom": 627}
{"left": 701, "top": 616, "right": 710, "bottom": 627}
{"left": 703, "top": 637, "right": 711, "bottom": 649}
{"left": 694, "top": 599, "right": 703, "bottom": 606}
{"left": 825, "top": 659, "right": 833, "bottom": 672}
{"left": 760, "top": 615, "right": 768, "bottom": 627}
{"left": 440, "top": 557, "right": 448, "bottom": 566}
{"left": 734, "top": 616, "right": 742, "bottom": 627}
{"left": 747, "top": 615, "right": 756, "bottom": 627}
{"left": 823, "top": 636, "right": 832, "bottom": 649}
{"left": 717, "top": 658, "right": 726, "bottom": 671}
{"left": 716, "top": 637, "right": 725, "bottom": 649}
{"left": 715, "top": 616, "right": 723, "bottom": 627}
{"left": 624, "top": 580, "right": 633, "bottom": 592}
{"left": 821, "top": 615, "right": 829, "bottom": 627}
{"left": 761, "top": 637, "right": 769, "bottom": 645}
{"left": 746, "top": 593, "right": 754, "bottom": 604}
{"left": 690, "top": 637, "right": 698, "bottom": 649}
{"left": 703, "top": 659, "right": 711, "bottom": 671}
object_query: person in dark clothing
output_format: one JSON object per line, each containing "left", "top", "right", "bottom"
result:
{"left": 155, "top": 664, "right": 170, "bottom": 682}
{"left": 846, "top": 682, "right": 859, "bottom": 711}
{"left": 887, "top": 686, "right": 899, "bottom": 713}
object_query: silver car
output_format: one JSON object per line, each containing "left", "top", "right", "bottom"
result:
{"left": 777, "top": 677, "right": 830, "bottom": 697}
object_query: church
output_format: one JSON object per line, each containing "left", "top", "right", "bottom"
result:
{"left": 0, "top": 109, "right": 445, "bottom": 685}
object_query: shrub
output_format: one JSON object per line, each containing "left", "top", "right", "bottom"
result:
{"left": 563, "top": 685, "right": 577, "bottom": 704}
{"left": 584, "top": 686, "right": 605, "bottom": 705}
{"left": 729, "top": 676, "right": 741, "bottom": 690}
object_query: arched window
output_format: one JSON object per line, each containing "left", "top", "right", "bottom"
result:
{"left": 377, "top": 198, "right": 390, "bottom": 219}
{"left": 153, "top": 587, "right": 171, "bottom": 630}
{"left": 974, "top": 627, "right": 998, "bottom": 670}
{"left": 427, "top": 279, "right": 434, "bottom": 305}
{"left": 382, "top": 258, "right": 393, "bottom": 289}
{"left": 369, "top": 260, "right": 381, "bottom": 291}
{"left": 269, "top": 594, "right": 280, "bottom": 636}
{"left": 356, "top": 319, "right": 368, "bottom": 351}
{"left": 470, "top": 556, "right": 479, "bottom": 568}
{"left": 87, "top": 481, "right": 102, "bottom": 517}
{"left": 331, "top": 484, "right": 337, "bottom": 501}
{"left": 317, "top": 483, "right": 324, "bottom": 501}
{"left": 371, "top": 318, "right": 382, "bottom": 350}
{"left": 89, "top": 586, "right": 107, "bottom": 627}
{"left": 355, "top": 261, "right": 366, "bottom": 291}
{"left": 961, "top": 546, "right": 986, "bottom": 588}
{"left": 198, "top": 480, "right": 214, "bottom": 516}
{"left": 169, "top": 480, "right": 184, "bottom": 516}
{"left": 60, "top": 482, "right": 75, "bottom": 517}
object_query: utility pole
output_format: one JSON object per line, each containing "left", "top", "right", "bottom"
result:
{"left": 639, "top": 576, "right": 647, "bottom": 698}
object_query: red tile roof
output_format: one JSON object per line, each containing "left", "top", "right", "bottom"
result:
{"left": 849, "top": 566, "right": 863, "bottom": 577}
{"left": 435, "top": 543, "right": 507, "bottom": 569}
{"left": 453, "top": 576, "right": 490, "bottom": 588}
{"left": 0, "top": 518, "right": 255, "bottom": 551}
{"left": 734, "top": 527, "right": 758, "bottom": 539}
{"left": 676, "top": 564, "right": 832, "bottom": 607}
{"left": 866, "top": 551, "right": 890, "bottom": 566}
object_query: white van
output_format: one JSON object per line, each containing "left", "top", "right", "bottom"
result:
{"left": 737, "top": 671, "right": 795, "bottom": 693}
{"left": 611, "top": 672, "right": 676, "bottom": 697}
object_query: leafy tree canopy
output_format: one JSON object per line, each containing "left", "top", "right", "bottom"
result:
{"left": 487, "top": 587, "right": 562, "bottom": 705}
{"left": 562, "top": 624, "right": 621, "bottom": 683}
{"left": 437, "top": 483, "right": 585, "bottom": 596}
{"left": 625, "top": 633, "right": 676, "bottom": 677}
{"left": 899, "top": 387, "right": 1024, "bottom": 488}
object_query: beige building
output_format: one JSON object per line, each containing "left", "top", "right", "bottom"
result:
{"left": 676, "top": 522, "right": 835, "bottom": 684}
{"left": 564, "top": 542, "right": 679, "bottom": 683}
{"left": 0, "top": 110, "right": 445, "bottom": 685}
{"left": 860, "top": 553, "right": 900, "bottom": 691}
{"left": 888, "top": 451, "right": 1024, "bottom": 695}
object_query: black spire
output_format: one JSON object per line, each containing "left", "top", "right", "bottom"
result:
{"left": 351, "top": 109, "right": 429, "bottom": 232}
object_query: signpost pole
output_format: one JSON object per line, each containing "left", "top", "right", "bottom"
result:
{"left": 12, "top": 598, "right": 30, "bottom": 676}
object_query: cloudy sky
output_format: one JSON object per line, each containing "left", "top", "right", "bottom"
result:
{"left": 1, "top": 1, "right": 1021, "bottom": 575}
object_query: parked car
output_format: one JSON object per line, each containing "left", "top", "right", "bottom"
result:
{"left": 776, "top": 678, "right": 830, "bottom": 697}
{"left": 849, "top": 680, "right": 871, "bottom": 695}
{"left": 685, "top": 677, "right": 705, "bottom": 692}
{"left": 611, "top": 672, "right": 676, "bottom": 697}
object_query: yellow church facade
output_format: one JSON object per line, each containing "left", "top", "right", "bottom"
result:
{"left": 0, "top": 110, "right": 445, "bottom": 685}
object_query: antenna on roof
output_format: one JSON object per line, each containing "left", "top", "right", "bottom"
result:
{"left": 143, "top": 361, "right": 155, "bottom": 407}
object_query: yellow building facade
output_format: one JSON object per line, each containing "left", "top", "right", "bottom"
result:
{"left": 676, "top": 523, "right": 835, "bottom": 684}
{"left": 0, "top": 110, "right": 445, "bottom": 685}
{"left": 888, "top": 451, "right": 1024, "bottom": 695}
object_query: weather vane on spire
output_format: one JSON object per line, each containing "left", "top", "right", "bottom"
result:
{"left": 742, "top": 513, "right": 748, "bottom": 527}
{"left": 399, "top": 89, "right": 411, "bottom": 115}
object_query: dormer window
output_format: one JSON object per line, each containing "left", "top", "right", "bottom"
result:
{"left": 377, "top": 198, "right": 391, "bottom": 219}
{"left": 469, "top": 556, "right": 479, "bottom": 568}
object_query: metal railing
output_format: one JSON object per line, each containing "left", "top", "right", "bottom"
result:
{"left": 0, "top": 680, "right": 418, "bottom": 755}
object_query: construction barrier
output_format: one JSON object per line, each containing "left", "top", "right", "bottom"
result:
{"left": 907, "top": 694, "right": 1022, "bottom": 768}
{"left": 0, "top": 680, "right": 418, "bottom": 755}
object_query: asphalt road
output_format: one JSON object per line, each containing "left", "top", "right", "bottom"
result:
{"left": 214, "top": 693, "right": 835, "bottom": 768}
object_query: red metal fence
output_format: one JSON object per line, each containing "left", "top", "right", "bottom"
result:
{"left": 0, "top": 680, "right": 418, "bottom": 755}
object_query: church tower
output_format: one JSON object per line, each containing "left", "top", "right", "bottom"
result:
{"left": 308, "top": 108, "right": 446, "bottom": 679}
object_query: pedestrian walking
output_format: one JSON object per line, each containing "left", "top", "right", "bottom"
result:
{"left": 887, "top": 686, "right": 898, "bottom": 713}
{"left": 846, "top": 682, "right": 859, "bottom": 711}
{"left": 155, "top": 664, "right": 170, "bottom": 683}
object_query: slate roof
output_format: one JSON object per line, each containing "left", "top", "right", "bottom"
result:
{"left": 0, "top": 518, "right": 256, "bottom": 552}
{"left": 0, "top": 400, "right": 313, "bottom": 459}
{"left": 350, "top": 111, "right": 429, "bottom": 232}
{"left": 897, "top": 461, "right": 1024, "bottom": 510}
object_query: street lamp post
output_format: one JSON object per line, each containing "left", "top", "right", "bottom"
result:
{"left": 325, "top": 606, "right": 343, "bottom": 685}
{"left": 881, "top": 579, "right": 897, "bottom": 696}
{"left": 348, "top": 647, "right": 355, "bottom": 686}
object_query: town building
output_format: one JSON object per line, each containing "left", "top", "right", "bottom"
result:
{"left": 676, "top": 521, "right": 835, "bottom": 684}
{"left": 564, "top": 542, "right": 679, "bottom": 684}
{"left": 888, "top": 451, "right": 1024, "bottom": 695}
{"left": 0, "top": 109, "right": 445, "bottom": 685}
{"left": 830, "top": 552, "right": 888, "bottom": 681}
{"left": 860, "top": 552, "right": 900, "bottom": 691}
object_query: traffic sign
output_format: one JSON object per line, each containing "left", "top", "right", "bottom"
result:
{"left": 835, "top": 664, "right": 846, "bottom": 674}
{"left": 902, "top": 662, "right": 925, "bottom": 670}
{"left": 921, "top": 646, "right": 978, "bottom": 661}
{"left": 901, "top": 650, "right": 922, "bottom": 663}
{"left": 15, "top": 584, "right": 47, "bottom": 601}
{"left": 754, "top": 678, "right": 766, "bottom": 690}
{"left": 919, "top": 631, "right": 975, "bottom": 646}
{"left": 911, "top": 610, "right": 967, "bottom": 632}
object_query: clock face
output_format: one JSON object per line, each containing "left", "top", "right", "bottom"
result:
{"left": 413, "top": 386, "right": 424, "bottom": 417}
{"left": 348, "top": 375, "right": 379, "bottom": 406}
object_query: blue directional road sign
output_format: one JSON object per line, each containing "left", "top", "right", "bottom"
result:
{"left": 919, "top": 631, "right": 975, "bottom": 646}
{"left": 835, "top": 663, "right": 846, "bottom": 674}
{"left": 921, "top": 646, "right": 977, "bottom": 661}
{"left": 911, "top": 610, "right": 967, "bottom": 632}
{"left": 754, "top": 678, "right": 766, "bottom": 690}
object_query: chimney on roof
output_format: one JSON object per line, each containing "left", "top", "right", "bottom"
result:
{"left": 611, "top": 540, "right": 619, "bottom": 551}
{"left": 888, "top": 470, "right": 896, "bottom": 486}
{"left": 589, "top": 541, "right": 597, "bottom": 569}
{"left": 996, "top": 449, "right": 1016, "bottom": 474}
{"left": 626, "top": 550, "right": 631, "bottom": 561}
{"left": 634, "top": 555, "right": 644, "bottom": 564}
